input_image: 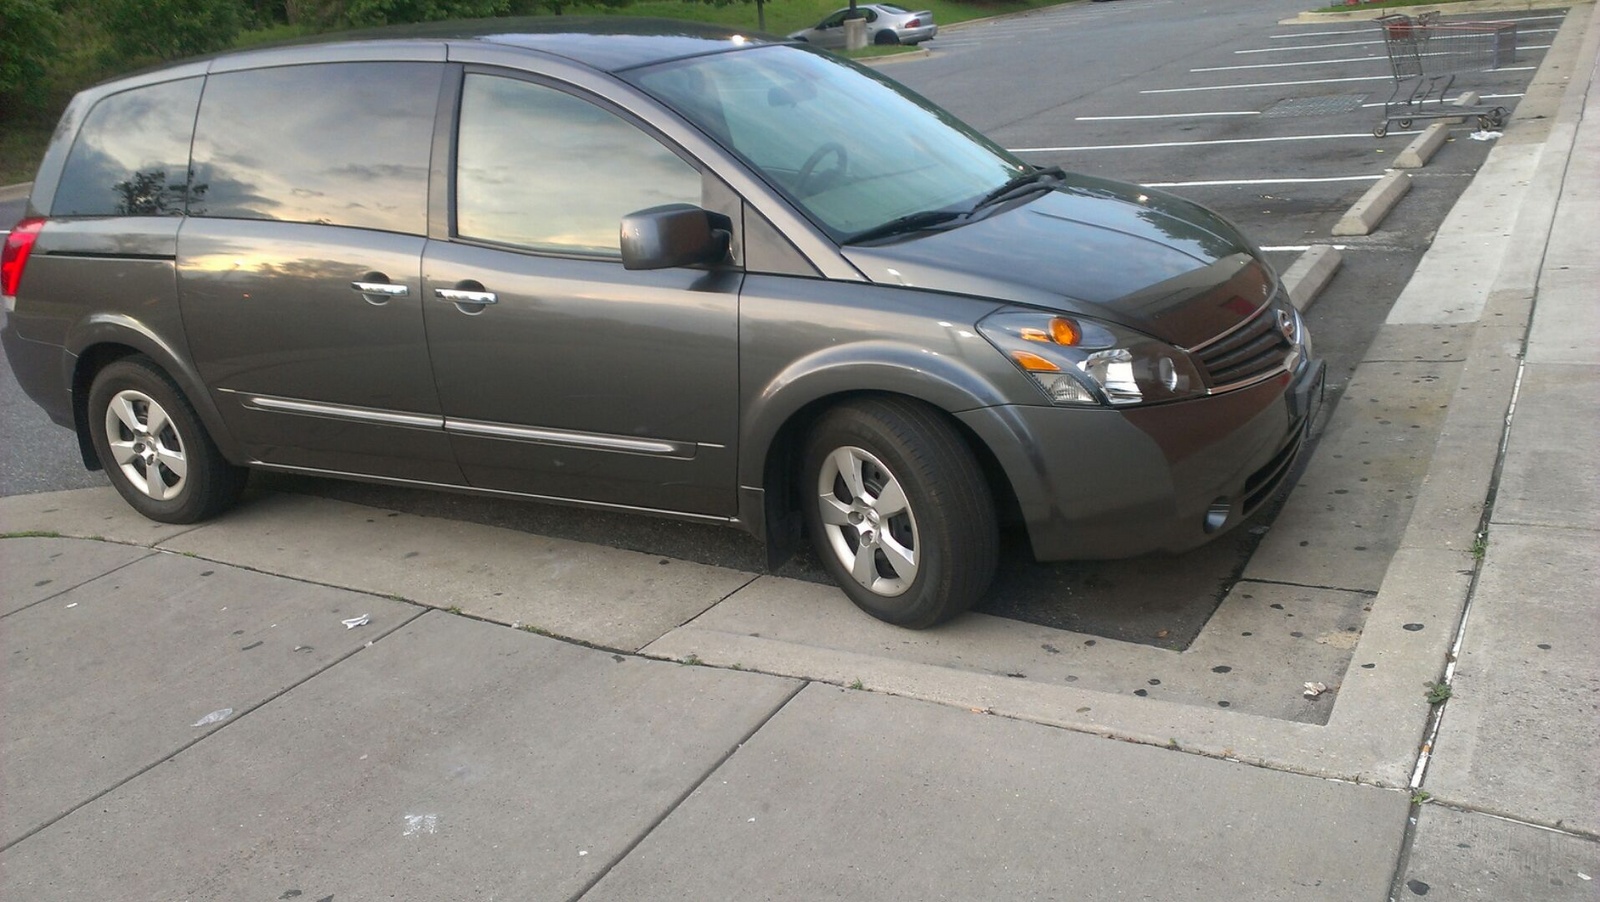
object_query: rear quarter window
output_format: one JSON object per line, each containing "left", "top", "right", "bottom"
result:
{"left": 51, "top": 77, "right": 204, "bottom": 217}
{"left": 189, "top": 62, "right": 441, "bottom": 235}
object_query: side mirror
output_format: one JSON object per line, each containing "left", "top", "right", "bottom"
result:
{"left": 620, "top": 204, "right": 730, "bottom": 271}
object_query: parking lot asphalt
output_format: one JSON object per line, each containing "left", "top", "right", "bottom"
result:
{"left": 3, "top": 1, "right": 1598, "bottom": 897}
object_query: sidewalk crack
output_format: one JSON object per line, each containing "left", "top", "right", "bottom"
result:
{"left": 568, "top": 679, "right": 809, "bottom": 902}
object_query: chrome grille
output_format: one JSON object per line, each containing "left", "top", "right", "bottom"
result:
{"left": 1194, "top": 305, "right": 1295, "bottom": 390}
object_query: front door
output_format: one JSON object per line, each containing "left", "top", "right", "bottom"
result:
{"left": 422, "top": 72, "right": 741, "bottom": 516}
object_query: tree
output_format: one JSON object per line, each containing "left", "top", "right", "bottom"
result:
{"left": 102, "top": 0, "right": 243, "bottom": 62}
{"left": 335, "top": 0, "right": 512, "bottom": 27}
{"left": 0, "top": 0, "right": 63, "bottom": 111}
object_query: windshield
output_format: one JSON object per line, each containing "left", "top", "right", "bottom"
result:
{"left": 630, "top": 45, "right": 1027, "bottom": 242}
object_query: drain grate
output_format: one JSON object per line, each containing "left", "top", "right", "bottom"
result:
{"left": 1261, "top": 94, "right": 1369, "bottom": 118}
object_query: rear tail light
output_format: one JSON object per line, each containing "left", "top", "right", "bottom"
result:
{"left": 906, "top": 17, "right": 921, "bottom": 26}
{"left": 2, "top": 218, "right": 46, "bottom": 308}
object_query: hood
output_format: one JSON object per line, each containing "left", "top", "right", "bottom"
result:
{"left": 842, "top": 174, "right": 1276, "bottom": 348}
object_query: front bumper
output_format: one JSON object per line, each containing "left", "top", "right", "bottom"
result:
{"left": 958, "top": 354, "right": 1325, "bottom": 561}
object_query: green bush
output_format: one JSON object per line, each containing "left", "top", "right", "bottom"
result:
{"left": 0, "top": 0, "right": 63, "bottom": 111}
{"left": 102, "top": 0, "right": 243, "bottom": 63}
{"left": 334, "top": 0, "right": 511, "bottom": 26}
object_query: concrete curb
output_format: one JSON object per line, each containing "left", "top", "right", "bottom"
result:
{"left": 0, "top": 183, "right": 31, "bottom": 203}
{"left": 857, "top": 46, "right": 932, "bottom": 65}
{"left": 1333, "top": 170, "right": 1412, "bottom": 235}
{"left": 1395, "top": 122, "right": 1451, "bottom": 168}
{"left": 1280, "top": 246, "right": 1344, "bottom": 310}
{"left": 1281, "top": 0, "right": 1590, "bottom": 25}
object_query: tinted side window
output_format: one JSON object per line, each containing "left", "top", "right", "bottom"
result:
{"left": 52, "top": 78, "right": 203, "bottom": 217}
{"left": 190, "top": 62, "right": 440, "bottom": 234}
{"left": 455, "top": 74, "right": 701, "bottom": 256}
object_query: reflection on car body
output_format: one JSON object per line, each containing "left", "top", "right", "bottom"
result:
{"left": 1, "top": 18, "right": 1323, "bottom": 629}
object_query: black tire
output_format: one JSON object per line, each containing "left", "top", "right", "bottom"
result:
{"left": 801, "top": 397, "right": 998, "bottom": 628}
{"left": 874, "top": 29, "right": 900, "bottom": 45}
{"left": 1373, "top": 123, "right": 1389, "bottom": 138}
{"left": 88, "top": 356, "right": 247, "bottom": 524}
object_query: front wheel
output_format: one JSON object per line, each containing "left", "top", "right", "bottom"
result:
{"left": 801, "top": 398, "right": 998, "bottom": 628}
{"left": 88, "top": 356, "right": 247, "bottom": 523}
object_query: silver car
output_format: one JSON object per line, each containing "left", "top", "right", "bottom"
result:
{"left": 3, "top": 21, "right": 1321, "bottom": 630}
{"left": 788, "top": 4, "right": 938, "bottom": 47}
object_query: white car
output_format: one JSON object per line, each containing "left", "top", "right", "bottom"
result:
{"left": 788, "top": 4, "right": 938, "bottom": 48}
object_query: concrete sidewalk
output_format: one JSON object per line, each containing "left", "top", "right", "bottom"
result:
{"left": 3, "top": 5, "right": 1597, "bottom": 901}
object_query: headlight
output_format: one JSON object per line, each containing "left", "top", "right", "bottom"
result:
{"left": 977, "top": 310, "right": 1207, "bottom": 407}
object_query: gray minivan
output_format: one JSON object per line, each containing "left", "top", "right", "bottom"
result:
{"left": 1, "top": 19, "right": 1323, "bottom": 628}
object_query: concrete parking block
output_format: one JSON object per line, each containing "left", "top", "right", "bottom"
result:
{"left": 1395, "top": 122, "right": 1450, "bottom": 169}
{"left": 1402, "top": 806, "right": 1600, "bottom": 901}
{"left": 1493, "top": 363, "right": 1600, "bottom": 531}
{"left": 1333, "top": 171, "right": 1411, "bottom": 236}
{"left": 0, "top": 545, "right": 421, "bottom": 846}
{"left": 1280, "top": 245, "right": 1342, "bottom": 311}
{"left": 0, "top": 536, "right": 149, "bottom": 616}
{"left": 0, "top": 612, "right": 799, "bottom": 902}
{"left": 0, "top": 487, "right": 201, "bottom": 546}
{"left": 585, "top": 685, "right": 1411, "bottom": 902}
{"left": 1424, "top": 524, "right": 1599, "bottom": 834}
{"left": 160, "top": 493, "right": 757, "bottom": 652}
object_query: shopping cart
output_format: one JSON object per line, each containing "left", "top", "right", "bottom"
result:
{"left": 1373, "top": 12, "right": 1517, "bottom": 137}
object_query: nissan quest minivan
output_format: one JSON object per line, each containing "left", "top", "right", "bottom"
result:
{"left": 1, "top": 19, "right": 1324, "bottom": 628}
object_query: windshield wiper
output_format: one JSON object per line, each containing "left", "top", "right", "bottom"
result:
{"left": 843, "top": 209, "right": 967, "bottom": 245}
{"left": 969, "top": 166, "right": 1066, "bottom": 215}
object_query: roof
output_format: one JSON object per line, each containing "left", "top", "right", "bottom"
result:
{"left": 329, "top": 16, "right": 782, "bottom": 71}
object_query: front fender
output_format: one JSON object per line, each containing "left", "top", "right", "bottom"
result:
{"left": 741, "top": 339, "right": 999, "bottom": 471}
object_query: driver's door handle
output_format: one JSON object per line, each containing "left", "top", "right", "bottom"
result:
{"left": 434, "top": 288, "right": 498, "bottom": 305}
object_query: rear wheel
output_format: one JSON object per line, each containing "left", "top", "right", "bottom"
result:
{"left": 88, "top": 356, "right": 247, "bottom": 523}
{"left": 801, "top": 398, "right": 997, "bottom": 628}
{"left": 874, "top": 29, "right": 900, "bottom": 45}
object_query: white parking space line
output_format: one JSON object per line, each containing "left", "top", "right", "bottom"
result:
{"left": 1196, "top": 45, "right": 1548, "bottom": 72}
{"left": 1141, "top": 175, "right": 1385, "bottom": 188}
{"left": 1011, "top": 131, "right": 1419, "bottom": 153}
{"left": 1192, "top": 55, "right": 1391, "bottom": 73}
{"left": 1075, "top": 111, "right": 1260, "bottom": 120}
{"left": 1268, "top": 14, "right": 1564, "bottom": 39}
{"left": 1236, "top": 28, "right": 1556, "bottom": 54}
{"left": 1141, "top": 69, "right": 1534, "bottom": 93}
{"left": 1359, "top": 92, "right": 1523, "bottom": 108}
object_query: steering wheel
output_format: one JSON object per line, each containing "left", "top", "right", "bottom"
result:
{"left": 796, "top": 142, "right": 849, "bottom": 196}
